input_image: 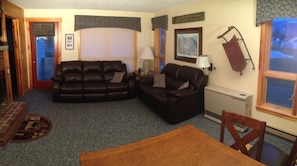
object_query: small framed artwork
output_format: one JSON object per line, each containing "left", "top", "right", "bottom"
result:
{"left": 174, "top": 27, "right": 203, "bottom": 63}
{"left": 65, "top": 34, "right": 74, "bottom": 50}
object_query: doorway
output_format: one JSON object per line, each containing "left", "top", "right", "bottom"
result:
{"left": 5, "top": 17, "right": 18, "bottom": 96}
{"left": 29, "top": 22, "right": 59, "bottom": 89}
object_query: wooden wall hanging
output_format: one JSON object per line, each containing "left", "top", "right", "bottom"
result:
{"left": 217, "top": 26, "right": 255, "bottom": 75}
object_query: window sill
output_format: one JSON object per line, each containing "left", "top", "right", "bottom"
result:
{"left": 256, "top": 104, "right": 297, "bottom": 121}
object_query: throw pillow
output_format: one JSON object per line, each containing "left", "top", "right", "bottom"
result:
{"left": 110, "top": 72, "right": 125, "bottom": 83}
{"left": 178, "top": 81, "right": 189, "bottom": 90}
{"left": 153, "top": 74, "right": 166, "bottom": 88}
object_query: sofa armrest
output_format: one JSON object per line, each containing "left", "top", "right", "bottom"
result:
{"left": 139, "top": 75, "right": 154, "bottom": 85}
{"left": 124, "top": 73, "right": 135, "bottom": 81}
{"left": 167, "top": 89, "right": 198, "bottom": 98}
{"left": 52, "top": 75, "right": 63, "bottom": 102}
{"left": 124, "top": 73, "right": 136, "bottom": 97}
{"left": 51, "top": 75, "right": 63, "bottom": 82}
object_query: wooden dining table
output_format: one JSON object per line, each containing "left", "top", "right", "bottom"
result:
{"left": 80, "top": 124, "right": 264, "bottom": 166}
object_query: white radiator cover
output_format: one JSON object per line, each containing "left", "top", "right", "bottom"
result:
{"left": 204, "top": 85, "right": 252, "bottom": 123}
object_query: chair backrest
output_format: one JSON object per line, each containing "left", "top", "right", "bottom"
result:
{"left": 220, "top": 110, "right": 266, "bottom": 161}
{"left": 287, "top": 136, "right": 297, "bottom": 166}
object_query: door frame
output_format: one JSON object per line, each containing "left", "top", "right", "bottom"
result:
{"left": 25, "top": 18, "right": 62, "bottom": 89}
{"left": 1, "top": 14, "right": 22, "bottom": 100}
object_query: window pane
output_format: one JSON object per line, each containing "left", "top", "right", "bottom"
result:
{"left": 270, "top": 18, "right": 297, "bottom": 73}
{"left": 160, "top": 28, "right": 165, "bottom": 56}
{"left": 80, "top": 28, "right": 134, "bottom": 72}
{"left": 266, "top": 78, "right": 294, "bottom": 109}
{"left": 159, "top": 59, "right": 165, "bottom": 71}
{"left": 36, "top": 37, "right": 54, "bottom": 80}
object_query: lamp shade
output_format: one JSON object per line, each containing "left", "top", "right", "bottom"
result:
{"left": 140, "top": 47, "right": 154, "bottom": 60}
{"left": 196, "top": 55, "right": 210, "bottom": 69}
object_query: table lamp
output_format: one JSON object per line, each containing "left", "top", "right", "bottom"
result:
{"left": 140, "top": 47, "right": 154, "bottom": 75}
{"left": 196, "top": 55, "right": 212, "bottom": 71}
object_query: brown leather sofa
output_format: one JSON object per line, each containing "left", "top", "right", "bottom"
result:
{"left": 52, "top": 61, "right": 136, "bottom": 102}
{"left": 138, "top": 63, "right": 208, "bottom": 124}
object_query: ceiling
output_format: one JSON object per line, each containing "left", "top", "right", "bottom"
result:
{"left": 7, "top": 0, "right": 201, "bottom": 12}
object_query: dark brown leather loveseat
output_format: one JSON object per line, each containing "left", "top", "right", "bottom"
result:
{"left": 138, "top": 63, "right": 208, "bottom": 124}
{"left": 52, "top": 61, "right": 136, "bottom": 102}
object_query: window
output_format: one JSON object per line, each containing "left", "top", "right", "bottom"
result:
{"left": 257, "top": 18, "right": 297, "bottom": 119}
{"left": 80, "top": 28, "right": 135, "bottom": 72}
{"left": 154, "top": 28, "right": 166, "bottom": 73}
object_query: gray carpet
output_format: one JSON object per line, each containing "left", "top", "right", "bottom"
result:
{"left": 0, "top": 90, "right": 293, "bottom": 165}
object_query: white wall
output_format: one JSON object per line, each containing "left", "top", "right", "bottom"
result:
{"left": 155, "top": 0, "right": 297, "bottom": 135}
{"left": 24, "top": 0, "right": 297, "bottom": 135}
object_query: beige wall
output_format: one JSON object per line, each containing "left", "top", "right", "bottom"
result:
{"left": 24, "top": 9, "right": 153, "bottom": 65}
{"left": 156, "top": 0, "right": 297, "bottom": 135}
{"left": 24, "top": 0, "right": 297, "bottom": 135}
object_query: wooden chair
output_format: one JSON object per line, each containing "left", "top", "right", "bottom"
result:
{"left": 220, "top": 110, "right": 266, "bottom": 161}
{"left": 249, "top": 136, "right": 297, "bottom": 166}
{"left": 287, "top": 138, "right": 297, "bottom": 166}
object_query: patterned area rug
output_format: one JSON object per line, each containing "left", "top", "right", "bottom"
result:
{"left": 11, "top": 114, "right": 52, "bottom": 143}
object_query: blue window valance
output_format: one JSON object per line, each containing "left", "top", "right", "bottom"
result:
{"left": 74, "top": 15, "right": 141, "bottom": 32}
{"left": 256, "top": 0, "right": 297, "bottom": 26}
{"left": 151, "top": 15, "right": 168, "bottom": 30}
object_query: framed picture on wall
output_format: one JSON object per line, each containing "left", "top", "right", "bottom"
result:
{"left": 65, "top": 34, "right": 74, "bottom": 50}
{"left": 174, "top": 27, "right": 202, "bottom": 63}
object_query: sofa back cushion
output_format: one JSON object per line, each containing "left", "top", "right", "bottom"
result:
{"left": 161, "top": 63, "right": 184, "bottom": 90}
{"left": 159, "top": 63, "right": 205, "bottom": 90}
{"left": 61, "top": 61, "right": 83, "bottom": 82}
{"left": 82, "top": 61, "right": 104, "bottom": 82}
{"left": 102, "top": 61, "right": 126, "bottom": 81}
{"left": 161, "top": 63, "right": 180, "bottom": 79}
{"left": 177, "top": 66, "right": 204, "bottom": 90}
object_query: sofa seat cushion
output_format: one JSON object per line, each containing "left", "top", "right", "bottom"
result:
{"left": 140, "top": 84, "right": 156, "bottom": 96}
{"left": 60, "top": 82, "right": 83, "bottom": 93}
{"left": 106, "top": 82, "right": 129, "bottom": 92}
{"left": 151, "top": 91, "right": 169, "bottom": 104}
{"left": 140, "top": 84, "right": 169, "bottom": 103}
{"left": 83, "top": 82, "right": 107, "bottom": 93}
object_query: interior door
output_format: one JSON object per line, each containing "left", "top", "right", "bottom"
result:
{"left": 30, "top": 22, "right": 57, "bottom": 89}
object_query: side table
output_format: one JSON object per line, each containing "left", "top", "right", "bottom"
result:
{"left": 132, "top": 71, "right": 155, "bottom": 94}
{"left": 132, "top": 71, "right": 155, "bottom": 80}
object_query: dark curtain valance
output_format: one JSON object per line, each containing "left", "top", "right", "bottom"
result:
{"left": 256, "top": 0, "right": 297, "bottom": 26}
{"left": 32, "top": 23, "right": 55, "bottom": 36}
{"left": 74, "top": 15, "right": 141, "bottom": 32}
{"left": 151, "top": 15, "right": 168, "bottom": 30}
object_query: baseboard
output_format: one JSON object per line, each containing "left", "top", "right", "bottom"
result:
{"left": 204, "top": 114, "right": 221, "bottom": 123}
{"left": 266, "top": 126, "right": 296, "bottom": 142}
{"left": 204, "top": 113, "right": 248, "bottom": 133}
{"left": 204, "top": 112, "right": 296, "bottom": 141}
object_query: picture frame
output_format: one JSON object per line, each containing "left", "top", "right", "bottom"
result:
{"left": 174, "top": 27, "right": 202, "bottom": 63}
{"left": 65, "top": 34, "right": 74, "bottom": 50}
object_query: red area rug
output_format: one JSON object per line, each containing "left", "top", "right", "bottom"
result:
{"left": 11, "top": 114, "right": 52, "bottom": 143}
